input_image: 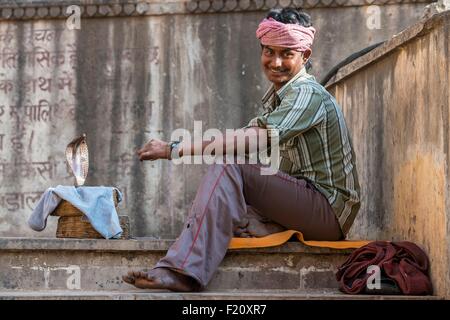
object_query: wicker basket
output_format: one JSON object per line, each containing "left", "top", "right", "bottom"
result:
{"left": 56, "top": 215, "right": 130, "bottom": 239}
{"left": 50, "top": 190, "right": 120, "bottom": 217}
{"left": 51, "top": 189, "right": 130, "bottom": 239}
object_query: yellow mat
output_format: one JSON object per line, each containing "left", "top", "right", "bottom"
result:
{"left": 229, "top": 230, "right": 371, "bottom": 250}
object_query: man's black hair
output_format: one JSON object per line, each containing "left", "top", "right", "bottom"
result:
{"left": 266, "top": 7, "right": 312, "bottom": 28}
{"left": 265, "top": 7, "right": 313, "bottom": 71}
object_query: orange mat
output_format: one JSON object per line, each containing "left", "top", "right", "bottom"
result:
{"left": 229, "top": 229, "right": 371, "bottom": 250}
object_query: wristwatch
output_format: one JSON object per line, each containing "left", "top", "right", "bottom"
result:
{"left": 169, "top": 141, "right": 181, "bottom": 160}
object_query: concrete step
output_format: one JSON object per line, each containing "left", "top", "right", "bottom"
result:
{"left": 0, "top": 289, "right": 442, "bottom": 300}
{"left": 0, "top": 237, "right": 352, "bottom": 291}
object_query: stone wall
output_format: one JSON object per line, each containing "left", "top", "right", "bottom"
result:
{"left": 326, "top": 11, "right": 450, "bottom": 297}
{"left": 0, "top": 0, "right": 432, "bottom": 238}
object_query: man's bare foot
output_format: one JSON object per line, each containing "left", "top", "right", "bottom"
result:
{"left": 122, "top": 268, "right": 201, "bottom": 292}
{"left": 234, "top": 207, "right": 286, "bottom": 238}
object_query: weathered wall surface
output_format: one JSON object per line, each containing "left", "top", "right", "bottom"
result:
{"left": 327, "top": 12, "right": 450, "bottom": 297}
{"left": 0, "top": 0, "right": 432, "bottom": 238}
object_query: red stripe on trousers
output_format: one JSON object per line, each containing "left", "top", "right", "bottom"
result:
{"left": 180, "top": 164, "right": 228, "bottom": 269}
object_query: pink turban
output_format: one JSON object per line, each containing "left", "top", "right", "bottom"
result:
{"left": 256, "top": 18, "right": 316, "bottom": 52}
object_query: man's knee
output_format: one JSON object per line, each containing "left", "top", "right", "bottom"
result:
{"left": 206, "top": 162, "right": 226, "bottom": 173}
{"left": 205, "top": 162, "right": 243, "bottom": 179}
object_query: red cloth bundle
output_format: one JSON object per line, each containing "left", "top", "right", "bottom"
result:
{"left": 336, "top": 241, "right": 433, "bottom": 295}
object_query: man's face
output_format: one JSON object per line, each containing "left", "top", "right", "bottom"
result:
{"left": 261, "top": 45, "right": 308, "bottom": 90}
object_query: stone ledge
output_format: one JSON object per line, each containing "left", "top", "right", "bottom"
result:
{"left": 0, "top": 237, "right": 351, "bottom": 291}
{"left": 0, "top": 0, "right": 434, "bottom": 21}
{"left": 325, "top": 10, "right": 450, "bottom": 88}
{"left": 0, "top": 237, "right": 354, "bottom": 254}
{"left": 0, "top": 289, "right": 442, "bottom": 300}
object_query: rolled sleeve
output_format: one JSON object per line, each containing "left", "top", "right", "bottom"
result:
{"left": 244, "top": 115, "right": 267, "bottom": 129}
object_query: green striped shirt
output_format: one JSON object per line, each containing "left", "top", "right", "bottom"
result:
{"left": 246, "top": 67, "right": 360, "bottom": 236}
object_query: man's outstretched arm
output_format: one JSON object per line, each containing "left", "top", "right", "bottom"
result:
{"left": 136, "top": 127, "right": 268, "bottom": 161}
{"left": 179, "top": 126, "right": 268, "bottom": 157}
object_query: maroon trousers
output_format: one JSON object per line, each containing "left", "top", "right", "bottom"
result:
{"left": 155, "top": 163, "right": 343, "bottom": 288}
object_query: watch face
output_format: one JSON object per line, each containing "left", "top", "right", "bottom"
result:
{"left": 171, "top": 144, "right": 180, "bottom": 159}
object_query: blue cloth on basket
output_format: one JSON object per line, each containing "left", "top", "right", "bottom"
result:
{"left": 28, "top": 186, "right": 123, "bottom": 239}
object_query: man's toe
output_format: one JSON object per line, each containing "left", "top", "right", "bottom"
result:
{"left": 130, "top": 270, "right": 143, "bottom": 278}
{"left": 138, "top": 271, "right": 151, "bottom": 280}
{"left": 122, "top": 270, "right": 148, "bottom": 285}
{"left": 122, "top": 274, "right": 135, "bottom": 284}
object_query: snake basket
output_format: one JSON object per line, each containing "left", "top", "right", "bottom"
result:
{"left": 51, "top": 190, "right": 130, "bottom": 239}
{"left": 50, "top": 190, "right": 120, "bottom": 217}
{"left": 56, "top": 215, "right": 130, "bottom": 239}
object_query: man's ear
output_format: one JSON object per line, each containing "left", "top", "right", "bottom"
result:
{"left": 303, "top": 49, "right": 312, "bottom": 61}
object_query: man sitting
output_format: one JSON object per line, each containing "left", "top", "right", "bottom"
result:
{"left": 123, "top": 7, "right": 361, "bottom": 292}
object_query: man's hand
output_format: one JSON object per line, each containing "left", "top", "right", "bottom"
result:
{"left": 137, "top": 138, "right": 170, "bottom": 161}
